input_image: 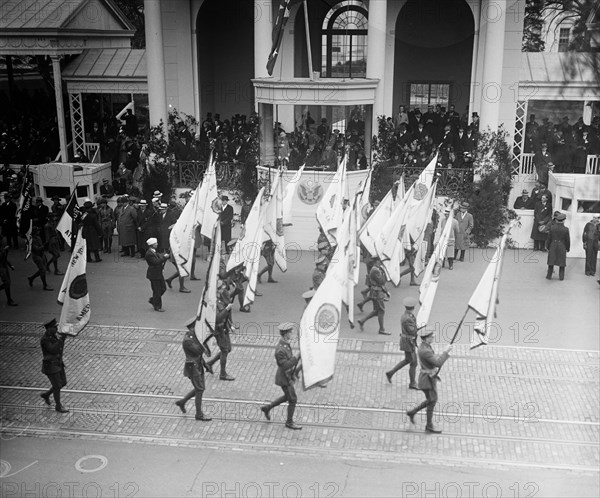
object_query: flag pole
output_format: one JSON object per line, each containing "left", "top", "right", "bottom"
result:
{"left": 303, "top": 0, "right": 314, "bottom": 80}
{"left": 449, "top": 307, "right": 469, "bottom": 345}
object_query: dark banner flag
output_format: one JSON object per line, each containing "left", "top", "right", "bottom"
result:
{"left": 266, "top": 0, "right": 301, "bottom": 76}
{"left": 15, "top": 166, "right": 33, "bottom": 259}
{"left": 57, "top": 188, "right": 82, "bottom": 248}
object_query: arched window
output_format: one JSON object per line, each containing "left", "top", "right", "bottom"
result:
{"left": 321, "top": 0, "right": 368, "bottom": 78}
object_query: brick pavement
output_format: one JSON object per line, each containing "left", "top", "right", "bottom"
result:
{"left": 1, "top": 322, "right": 598, "bottom": 472}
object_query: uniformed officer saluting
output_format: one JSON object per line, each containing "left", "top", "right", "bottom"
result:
{"left": 386, "top": 297, "right": 419, "bottom": 389}
{"left": 260, "top": 323, "right": 302, "bottom": 430}
{"left": 174, "top": 320, "right": 212, "bottom": 421}
{"left": 39, "top": 318, "right": 69, "bottom": 413}
{"left": 406, "top": 329, "right": 453, "bottom": 434}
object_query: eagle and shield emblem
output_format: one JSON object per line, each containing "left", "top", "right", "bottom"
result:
{"left": 298, "top": 181, "right": 324, "bottom": 205}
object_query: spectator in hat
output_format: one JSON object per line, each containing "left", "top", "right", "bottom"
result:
{"left": 174, "top": 321, "right": 212, "bottom": 421}
{"left": 145, "top": 237, "right": 169, "bottom": 312}
{"left": 386, "top": 297, "right": 420, "bottom": 388}
{"left": 583, "top": 216, "right": 600, "bottom": 276}
{"left": 100, "top": 178, "right": 114, "bottom": 198}
{"left": 40, "top": 318, "right": 70, "bottom": 413}
{"left": 50, "top": 195, "right": 65, "bottom": 219}
{"left": 220, "top": 195, "right": 234, "bottom": 252}
{"left": 455, "top": 202, "right": 474, "bottom": 262}
{"left": 513, "top": 189, "right": 532, "bottom": 210}
{"left": 531, "top": 194, "right": 552, "bottom": 251}
{"left": 260, "top": 323, "right": 302, "bottom": 430}
{"left": 27, "top": 226, "right": 52, "bottom": 291}
{"left": 118, "top": 197, "right": 139, "bottom": 257}
{"left": 406, "top": 329, "right": 453, "bottom": 434}
{"left": 0, "top": 235, "right": 17, "bottom": 306}
{"left": 534, "top": 143, "right": 552, "bottom": 185}
{"left": 546, "top": 212, "right": 570, "bottom": 280}
{"left": 439, "top": 206, "right": 459, "bottom": 269}
{"left": 81, "top": 200, "right": 102, "bottom": 263}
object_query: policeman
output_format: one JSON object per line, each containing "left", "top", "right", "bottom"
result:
{"left": 206, "top": 278, "right": 235, "bottom": 381}
{"left": 406, "top": 329, "right": 453, "bottom": 433}
{"left": 174, "top": 321, "right": 212, "bottom": 421}
{"left": 386, "top": 297, "right": 419, "bottom": 388}
{"left": 260, "top": 323, "right": 302, "bottom": 430}
{"left": 40, "top": 318, "right": 69, "bottom": 413}
{"left": 357, "top": 258, "right": 390, "bottom": 335}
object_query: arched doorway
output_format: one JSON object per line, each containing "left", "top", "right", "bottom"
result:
{"left": 196, "top": 0, "right": 254, "bottom": 120}
{"left": 393, "top": 0, "right": 474, "bottom": 118}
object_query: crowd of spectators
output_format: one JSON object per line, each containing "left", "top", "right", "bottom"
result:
{"left": 525, "top": 114, "right": 600, "bottom": 178}
{"left": 0, "top": 89, "right": 60, "bottom": 166}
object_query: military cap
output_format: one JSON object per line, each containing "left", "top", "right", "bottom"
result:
{"left": 403, "top": 297, "right": 418, "bottom": 309}
{"left": 556, "top": 213, "right": 566, "bottom": 222}
{"left": 316, "top": 254, "right": 328, "bottom": 265}
{"left": 302, "top": 289, "right": 315, "bottom": 302}
{"left": 83, "top": 201, "right": 93, "bottom": 208}
{"left": 419, "top": 328, "right": 434, "bottom": 338}
{"left": 44, "top": 318, "right": 57, "bottom": 329}
{"left": 278, "top": 322, "right": 296, "bottom": 335}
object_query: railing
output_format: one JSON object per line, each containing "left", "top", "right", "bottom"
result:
{"left": 85, "top": 142, "right": 101, "bottom": 163}
{"left": 376, "top": 165, "right": 474, "bottom": 197}
{"left": 519, "top": 153, "right": 536, "bottom": 176}
{"left": 586, "top": 155, "right": 600, "bottom": 175}
{"left": 175, "top": 161, "right": 245, "bottom": 189}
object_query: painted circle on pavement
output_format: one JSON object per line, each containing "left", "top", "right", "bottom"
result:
{"left": 74, "top": 455, "right": 108, "bottom": 473}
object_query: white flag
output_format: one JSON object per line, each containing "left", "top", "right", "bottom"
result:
{"left": 170, "top": 186, "right": 201, "bottom": 277}
{"left": 227, "top": 187, "right": 265, "bottom": 272}
{"left": 299, "top": 242, "right": 346, "bottom": 389}
{"left": 199, "top": 156, "right": 220, "bottom": 239}
{"left": 56, "top": 190, "right": 81, "bottom": 248}
{"left": 316, "top": 156, "right": 347, "bottom": 246}
{"left": 356, "top": 166, "right": 373, "bottom": 229}
{"left": 416, "top": 209, "right": 455, "bottom": 330}
{"left": 191, "top": 222, "right": 222, "bottom": 344}
{"left": 282, "top": 164, "right": 305, "bottom": 225}
{"left": 263, "top": 169, "right": 287, "bottom": 272}
{"left": 57, "top": 231, "right": 90, "bottom": 336}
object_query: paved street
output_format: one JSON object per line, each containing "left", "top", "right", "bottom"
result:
{"left": 1, "top": 244, "right": 599, "bottom": 497}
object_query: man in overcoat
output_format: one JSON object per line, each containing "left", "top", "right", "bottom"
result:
{"left": 145, "top": 237, "right": 169, "bottom": 311}
{"left": 583, "top": 216, "right": 600, "bottom": 276}
{"left": 260, "top": 323, "right": 302, "bottom": 430}
{"left": 220, "top": 195, "right": 234, "bottom": 252}
{"left": 455, "top": 201, "right": 473, "bottom": 262}
{"left": 546, "top": 212, "right": 570, "bottom": 280}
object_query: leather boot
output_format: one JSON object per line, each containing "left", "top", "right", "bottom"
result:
{"left": 559, "top": 267, "right": 565, "bottom": 281}
{"left": 546, "top": 266, "right": 553, "bottom": 280}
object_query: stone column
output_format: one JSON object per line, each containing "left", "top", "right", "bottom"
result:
{"left": 259, "top": 102, "right": 275, "bottom": 166}
{"left": 479, "top": 0, "right": 506, "bottom": 131}
{"left": 144, "top": 0, "right": 168, "bottom": 136}
{"left": 468, "top": 0, "right": 481, "bottom": 113}
{"left": 255, "top": 0, "right": 273, "bottom": 79}
{"left": 366, "top": 0, "right": 387, "bottom": 138}
{"left": 50, "top": 55, "right": 69, "bottom": 162}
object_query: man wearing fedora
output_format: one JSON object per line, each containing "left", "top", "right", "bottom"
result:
{"left": 513, "top": 189, "right": 532, "bottom": 210}
{"left": 406, "top": 329, "right": 452, "bottom": 433}
{"left": 455, "top": 202, "right": 473, "bottom": 263}
{"left": 40, "top": 318, "right": 69, "bottom": 413}
{"left": 386, "top": 297, "right": 419, "bottom": 389}
{"left": 100, "top": 178, "right": 114, "bottom": 198}
{"left": 220, "top": 195, "right": 234, "bottom": 253}
{"left": 260, "top": 322, "right": 302, "bottom": 430}
{"left": 583, "top": 216, "right": 600, "bottom": 277}
{"left": 145, "top": 237, "right": 170, "bottom": 312}
{"left": 81, "top": 200, "right": 103, "bottom": 263}
{"left": 546, "top": 212, "right": 570, "bottom": 281}
{"left": 174, "top": 321, "right": 212, "bottom": 421}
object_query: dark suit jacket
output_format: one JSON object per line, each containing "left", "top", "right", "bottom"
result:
{"left": 220, "top": 204, "right": 234, "bottom": 241}
{"left": 145, "top": 248, "right": 168, "bottom": 280}
{"left": 546, "top": 223, "right": 570, "bottom": 266}
{"left": 274, "top": 339, "right": 298, "bottom": 387}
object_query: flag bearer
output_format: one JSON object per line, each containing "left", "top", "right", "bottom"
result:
{"left": 386, "top": 297, "right": 419, "bottom": 388}
{"left": 406, "top": 329, "right": 452, "bottom": 434}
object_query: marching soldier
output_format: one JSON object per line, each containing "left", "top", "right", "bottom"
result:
{"left": 311, "top": 254, "right": 329, "bottom": 290}
{"left": 406, "top": 329, "right": 453, "bottom": 434}
{"left": 174, "top": 321, "right": 212, "bottom": 421}
{"left": 260, "top": 322, "right": 302, "bottom": 430}
{"left": 40, "top": 318, "right": 69, "bottom": 413}
{"left": 206, "top": 278, "right": 235, "bottom": 381}
{"left": 27, "top": 226, "right": 53, "bottom": 291}
{"left": 257, "top": 239, "right": 278, "bottom": 283}
{"left": 357, "top": 257, "right": 390, "bottom": 335}
{"left": 399, "top": 237, "right": 419, "bottom": 286}
{"left": 228, "top": 265, "right": 250, "bottom": 312}
{"left": 386, "top": 297, "right": 419, "bottom": 389}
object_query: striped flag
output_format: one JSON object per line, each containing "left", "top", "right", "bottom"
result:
{"left": 266, "top": 0, "right": 302, "bottom": 76}
{"left": 57, "top": 230, "right": 90, "bottom": 336}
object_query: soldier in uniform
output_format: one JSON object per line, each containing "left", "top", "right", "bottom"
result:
{"left": 357, "top": 258, "right": 390, "bottom": 335}
{"left": 406, "top": 329, "right": 453, "bottom": 434}
{"left": 97, "top": 197, "right": 115, "bottom": 253}
{"left": 400, "top": 237, "right": 419, "bottom": 286}
{"left": 228, "top": 265, "right": 250, "bottom": 312}
{"left": 27, "top": 226, "right": 53, "bottom": 291}
{"left": 0, "top": 236, "right": 17, "bottom": 305}
{"left": 386, "top": 297, "right": 419, "bottom": 388}
{"left": 546, "top": 212, "right": 570, "bottom": 280}
{"left": 174, "top": 321, "right": 212, "bottom": 421}
{"left": 39, "top": 318, "right": 70, "bottom": 413}
{"left": 44, "top": 214, "right": 63, "bottom": 275}
{"left": 257, "top": 239, "right": 278, "bottom": 283}
{"left": 260, "top": 322, "right": 302, "bottom": 430}
{"left": 206, "top": 278, "right": 235, "bottom": 381}
{"left": 311, "top": 254, "right": 329, "bottom": 290}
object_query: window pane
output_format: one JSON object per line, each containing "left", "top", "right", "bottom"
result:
{"left": 331, "top": 34, "right": 351, "bottom": 78}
